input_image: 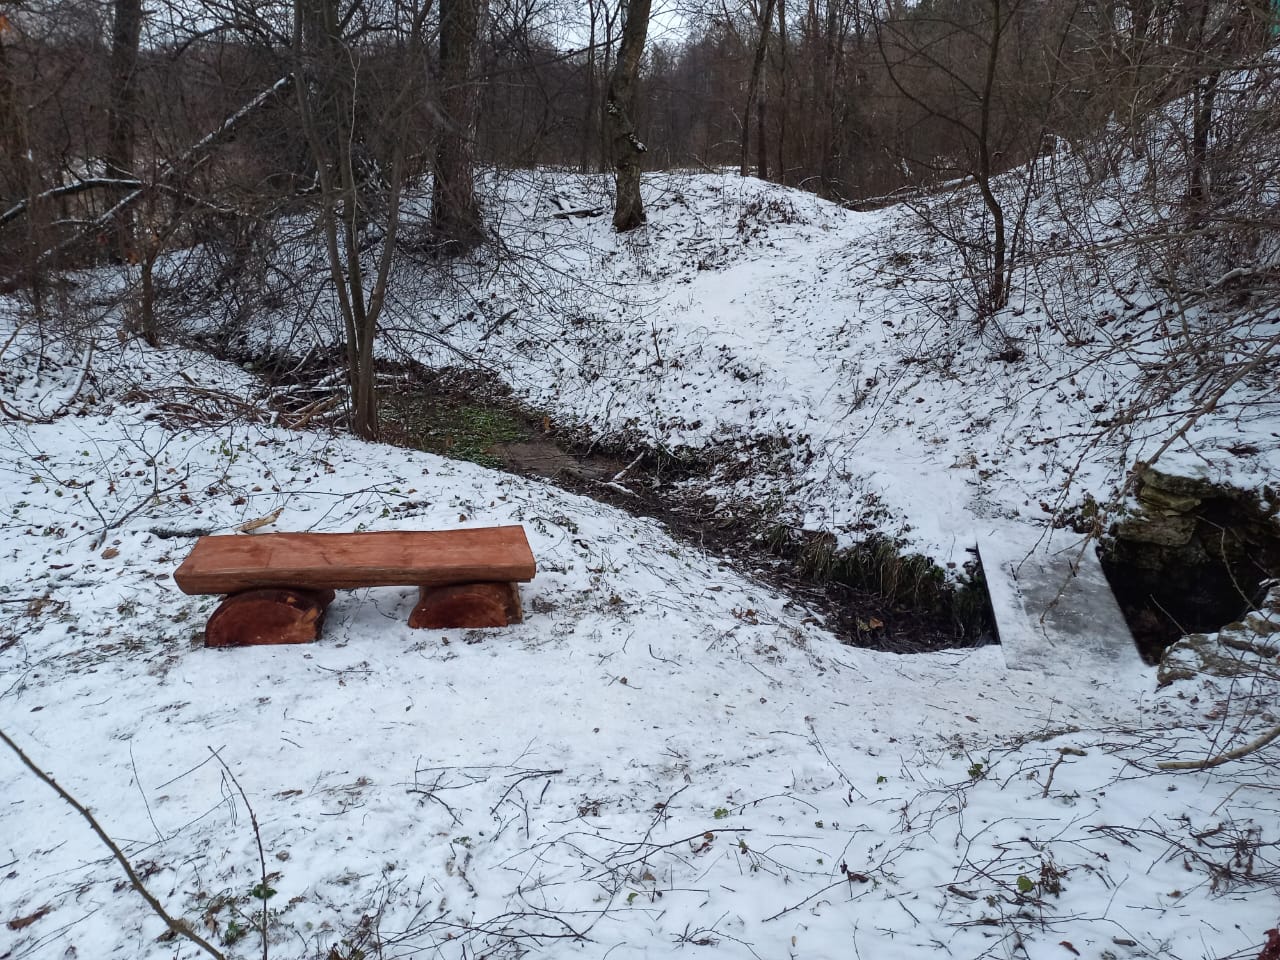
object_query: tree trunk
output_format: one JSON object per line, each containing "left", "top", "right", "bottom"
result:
{"left": 976, "top": 0, "right": 1008, "bottom": 314}
{"left": 581, "top": 0, "right": 599, "bottom": 173}
{"left": 818, "top": 0, "right": 841, "bottom": 195}
{"left": 107, "top": 0, "right": 143, "bottom": 261}
{"left": 0, "top": 28, "right": 44, "bottom": 291}
{"left": 294, "top": 0, "right": 425, "bottom": 441}
{"left": 1187, "top": 71, "right": 1218, "bottom": 206}
{"left": 0, "top": 31, "right": 33, "bottom": 202}
{"left": 776, "top": 0, "right": 788, "bottom": 182}
{"left": 1185, "top": 0, "right": 1218, "bottom": 209}
{"left": 741, "top": 0, "right": 777, "bottom": 178}
{"left": 607, "top": 0, "right": 652, "bottom": 232}
{"left": 432, "top": 0, "right": 487, "bottom": 251}
{"left": 599, "top": 2, "right": 619, "bottom": 174}
{"left": 756, "top": 68, "right": 769, "bottom": 180}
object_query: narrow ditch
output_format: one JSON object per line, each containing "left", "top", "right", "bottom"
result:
{"left": 243, "top": 346, "right": 1278, "bottom": 663}
{"left": 235, "top": 347, "right": 994, "bottom": 652}
{"left": 370, "top": 364, "right": 995, "bottom": 654}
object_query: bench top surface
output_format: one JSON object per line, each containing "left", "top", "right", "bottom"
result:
{"left": 174, "top": 525, "right": 536, "bottom": 595}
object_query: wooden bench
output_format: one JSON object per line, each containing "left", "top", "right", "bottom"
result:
{"left": 173, "top": 526, "right": 536, "bottom": 647}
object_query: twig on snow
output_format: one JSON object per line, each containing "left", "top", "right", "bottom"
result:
{"left": 1157, "top": 722, "right": 1280, "bottom": 771}
{"left": 210, "top": 748, "right": 271, "bottom": 960}
{"left": 763, "top": 871, "right": 870, "bottom": 922}
{"left": 0, "top": 727, "right": 227, "bottom": 960}
{"left": 490, "top": 768, "right": 564, "bottom": 816}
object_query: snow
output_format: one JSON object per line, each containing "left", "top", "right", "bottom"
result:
{"left": 977, "top": 524, "right": 1147, "bottom": 677}
{"left": 344, "top": 169, "right": 1279, "bottom": 568}
{"left": 2, "top": 168, "right": 1279, "bottom": 959}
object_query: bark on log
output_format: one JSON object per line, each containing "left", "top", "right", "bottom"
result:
{"left": 409, "top": 582, "right": 522, "bottom": 629}
{"left": 205, "top": 588, "right": 335, "bottom": 647}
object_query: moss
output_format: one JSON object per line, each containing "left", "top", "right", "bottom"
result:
{"left": 384, "top": 395, "right": 527, "bottom": 468}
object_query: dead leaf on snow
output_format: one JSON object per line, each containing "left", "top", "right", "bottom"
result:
{"left": 7, "top": 904, "right": 52, "bottom": 930}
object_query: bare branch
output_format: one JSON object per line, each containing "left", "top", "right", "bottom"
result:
{"left": 0, "top": 727, "right": 228, "bottom": 960}
{"left": 1158, "top": 723, "right": 1280, "bottom": 771}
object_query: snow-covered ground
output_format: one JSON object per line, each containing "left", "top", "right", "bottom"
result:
{"left": 3, "top": 162, "right": 1279, "bottom": 958}
{"left": 378, "top": 169, "right": 1280, "bottom": 565}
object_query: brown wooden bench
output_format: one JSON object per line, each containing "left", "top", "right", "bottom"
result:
{"left": 173, "top": 526, "right": 536, "bottom": 647}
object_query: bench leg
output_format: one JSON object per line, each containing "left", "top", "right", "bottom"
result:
{"left": 205, "top": 588, "right": 336, "bottom": 648}
{"left": 409, "top": 582, "right": 523, "bottom": 629}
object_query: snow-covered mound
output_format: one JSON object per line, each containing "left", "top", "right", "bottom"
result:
{"left": 1, "top": 330, "right": 1276, "bottom": 960}
{"left": 126, "top": 161, "right": 1277, "bottom": 572}
{"left": 388, "top": 169, "right": 1276, "bottom": 565}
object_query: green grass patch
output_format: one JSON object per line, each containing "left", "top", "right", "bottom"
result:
{"left": 383, "top": 395, "right": 528, "bottom": 468}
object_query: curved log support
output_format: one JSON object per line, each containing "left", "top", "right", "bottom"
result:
{"left": 409, "top": 582, "right": 522, "bottom": 629}
{"left": 204, "top": 588, "right": 336, "bottom": 648}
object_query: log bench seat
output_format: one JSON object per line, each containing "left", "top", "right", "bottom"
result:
{"left": 173, "top": 526, "right": 536, "bottom": 647}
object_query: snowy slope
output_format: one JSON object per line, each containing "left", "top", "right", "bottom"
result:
{"left": 2, "top": 327, "right": 1277, "bottom": 960}
{"left": 369, "top": 169, "right": 1279, "bottom": 566}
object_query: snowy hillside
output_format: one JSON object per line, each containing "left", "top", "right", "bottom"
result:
{"left": 233, "top": 167, "right": 1275, "bottom": 567}
{"left": 2, "top": 299, "right": 1278, "bottom": 959}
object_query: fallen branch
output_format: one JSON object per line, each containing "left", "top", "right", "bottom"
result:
{"left": 0, "top": 396, "right": 53, "bottom": 423}
{"left": 0, "top": 339, "right": 94, "bottom": 423}
{"left": 611, "top": 452, "right": 644, "bottom": 484}
{"left": 595, "top": 828, "right": 752, "bottom": 878}
{"left": 0, "top": 178, "right": 143, "bottom": 228}
{"left": 0, "top": 727, "right": 227, "bottom": 960}
{"left": 1158, "top": 723, "right": 1280, "bottom": 771}
{"left": 489, "top": 768, "right": 563, "bottom": 816}
{"left": 286, "top": 394, "right": 342, "bottom": 430}
{"left": 550, "top": 206, "right": 605, "bottom": 220}
{"left": 763, "top": 875, "right": 865, "bottom": 922}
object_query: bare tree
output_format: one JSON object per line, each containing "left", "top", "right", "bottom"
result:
{"left": 106, "top": 0, "right": 142, "bottom": 262}
{"left": 774, "top": 0, "right": 789, "bottom": 179}
{"left": 581, "top": 0, "right": 603, "bottom": 172}
{"left": 740, "top": 0, "right": 777, "bottom": 178}
{"left": 607, "top": 0, "right": 652, "bottom": 231}
{"left": 0, "top": 15, "right": 42, "bottom": 292}
{"left": 869, "top": 0, "right": 1099, "bottom": 317}
{"left": 294, "top": 0, "right": 434, "bottom": 439}
{"left": 433, "top": 0, "right": 488, "bottom": 249}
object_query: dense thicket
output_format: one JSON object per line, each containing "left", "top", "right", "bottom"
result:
{"left": 5, "top": 0, "right": 1275, "bottom": 225}
{"left": 1, "top": 0, "right": 1275, "bottom": 428}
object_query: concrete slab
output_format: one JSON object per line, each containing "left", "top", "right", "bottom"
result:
{"left": 977, "top": 525, "right": 1151, "bottom": 680}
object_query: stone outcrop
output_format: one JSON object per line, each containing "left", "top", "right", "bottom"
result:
{"left": 1101, "top": 465, "right": 1280, "bottom": 661}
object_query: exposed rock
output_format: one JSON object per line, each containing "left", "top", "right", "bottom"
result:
{"left": 1102, "top": 468, "right": 1280, "bottom": 662}
{"left": 1245, "top": 610, "right": 1280, "bottom": 637}
{"left": 1157, "top": 632, "right": 1255, "bottom": 685}
{"left": 1139, "top": 466, "right": 1228, "bottom": 500}
{"left": 1135, "top": 486, "right": 1201, "bottom": 513}
{"left": 1113, "top": 514, "right": 1196, "bottom": 546}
